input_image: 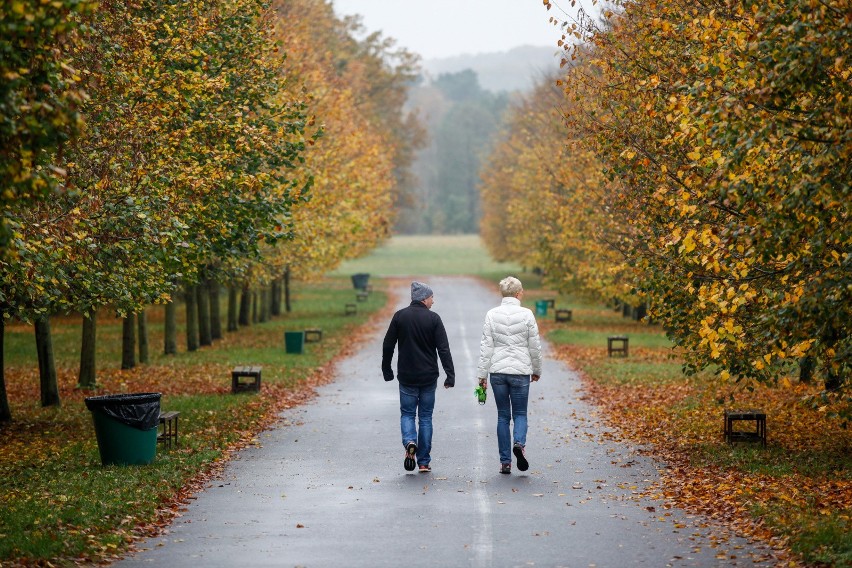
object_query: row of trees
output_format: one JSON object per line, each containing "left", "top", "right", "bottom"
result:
{"left": 481, "top": 0, "right": 850, "bottom": 402}
{"left": 0, "top": 0, "right": 420, "bottom": 420}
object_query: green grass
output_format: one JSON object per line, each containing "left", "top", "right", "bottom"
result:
{"left": 0, "top": 276, "right": 386, "bottom": 566}
{"left": 749, "top": 502, "right": 852, "bottom": 567}
{"left": 547, "top": 327, "right": 674, "bottom": 349}
{"left": 594, "top": 359, "right": 687, "bottom": 386}
{"left": 693, "top": 442, "right": 852, "bottom": 478}
{"left": 332, "top": 234, "right": 523, "bottom": 277}
{"left": 791, "top": 515, "right": 852, "bottom": 567}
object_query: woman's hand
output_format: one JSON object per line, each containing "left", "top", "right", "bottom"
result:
{"left": 531, "top": 375, "right": 540, "bottom": 382}
{"left": 479, "top": 378, "right": 488, "bottom": 390}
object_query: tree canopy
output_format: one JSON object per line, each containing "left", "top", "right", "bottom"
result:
{"left": 483, "top": 0, "right": 850, "bottom": 407}
{"left": 1, "top": 0, "right": 421, "bottom": 321}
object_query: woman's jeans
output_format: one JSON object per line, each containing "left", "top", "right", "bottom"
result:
{"left": 399, "top": 383, "right": 437, "bottom": 466}
{"left": 489, "top": 373, "right": 530, "bottom": 464}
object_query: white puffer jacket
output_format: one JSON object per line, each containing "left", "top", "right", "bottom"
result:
{"left": 477, "top": 297, "right": 542, "bottom": 379}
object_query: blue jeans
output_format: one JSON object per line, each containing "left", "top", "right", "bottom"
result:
{"left": 490, "top": 373, "right": 530, "bottom": 464}
{"left": 399, "top": 383, "right": 437, "bottom": 466}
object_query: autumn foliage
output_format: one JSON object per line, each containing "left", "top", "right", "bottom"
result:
{"left": 540, "top": 307, "right": 851, "bottom": 566}
{"left": 268, "top": 0, "right": 420, "bottom": 281}
{"left": 0, "top": 0, "right": 97, "bottom": 249}
{"left": 0, "top": 0, "right": 420, "bottom": 417}
{"left": 482, "top": 0, "right": 850, "bottom": 407}
{"left": 1, "top": 0, "right": 418, "bottom": 311}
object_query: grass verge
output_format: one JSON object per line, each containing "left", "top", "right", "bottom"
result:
{"left": 0, "top": 276, "right": 387, "bottom": 566}
{"left": 332, "top": 234, "right": 523, "bottom": 277}
{"left": 529, "top": 288, "right": 852, "bottom": 567}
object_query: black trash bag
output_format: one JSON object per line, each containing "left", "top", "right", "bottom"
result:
{"left": 84, "top": 392, "right": 161, "bottom": 430}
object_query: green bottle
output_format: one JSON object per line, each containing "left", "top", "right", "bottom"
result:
{"left": 475, "top": 385, "right": 487, "bottom": 405}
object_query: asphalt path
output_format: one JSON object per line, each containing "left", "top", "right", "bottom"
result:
{"left": 115, "top": 276, "right": 777, "bottom": 568}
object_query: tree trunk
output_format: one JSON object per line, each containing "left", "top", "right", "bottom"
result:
{"left": 271, "top": 278, "right": 281, "bottom": 316}
{"left": 238, "top": 284, "right": 251, "bottom": 326}
{"left": 799, "top": 356, "right": 815, "bottom": 384}
{"left": 78, "top": 309, "right": 97, "bottom": 389}
{"left": 197, "top": 282, "right": 212, "bottom": 346}
{"left": 825, "top": 370, "right": 843, "bottom": 391}
{"left": 259, "top": 287, "right": 268, "bottom": 323}
{"left": 164, "top": 301, "right": 177, "bottom": 355}
{"left": 251, "top": 291, "right": 258, "bottom": 323}
{"left": 209, "top": 278, "right": 222, "bottom": 340}
{"left": 266, "top": 288, "right": 273, "bottom": 321}
{"left": 284, "top": 265, "right": 291, "bottom": 313}
{"left": 822, "top": 328, "right": 843, "bottom": 391}
{"left": 121, "top": 314, "right": 136, "bottom": 369}
{"left": 0, "top": 320, "right": 11, "bottom": 423}
{"left": 137, "top": 309, "right": 149, "bottom": 364}
{"left": 185, "top": 283, "right": 199, "bottom": 351}
{"left": 227, "top": 285, "right": 238, "bottom": 332}
{"left": 35, "top": 316, "right": 60, "bottom": 407}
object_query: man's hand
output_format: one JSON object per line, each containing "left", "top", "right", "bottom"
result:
{"left": 531, "top": 375, "right": 540, "bottom": 382}
{"left": 443, "top": 377, "right": 455, "bottom": 389}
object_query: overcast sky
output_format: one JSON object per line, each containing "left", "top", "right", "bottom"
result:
{"left": 331, "top": 0, "right": 568, "bottom": 60}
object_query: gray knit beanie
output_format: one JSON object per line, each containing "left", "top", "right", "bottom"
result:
{"left": 411, "top": 281, "right": 433, "bottom": 302}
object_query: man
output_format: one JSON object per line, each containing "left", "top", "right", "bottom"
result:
{"left": 382, "top": 281, "right": 455, "bottom": 473}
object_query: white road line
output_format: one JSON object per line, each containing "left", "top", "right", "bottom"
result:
{"left": 459, "top": 316, "right": 493, "bottom": 568}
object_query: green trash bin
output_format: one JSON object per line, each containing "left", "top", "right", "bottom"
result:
{"left": 351, "top": 273, "right": 370, "bottom": 290}
{"left": 85, "top": 393, "right": 160, "bottom": 466}
{"left": 285, "top": 331, "right": 305, "bottom": 354}
{"left": 535, "top": 300, "right": 548, "bottom": 317}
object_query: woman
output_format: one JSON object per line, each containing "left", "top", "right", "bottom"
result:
{"left": 476, "top": 276, "right": 542, "bottom": 474}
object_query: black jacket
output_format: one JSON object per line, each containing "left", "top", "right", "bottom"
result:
{"left": 382, "top": 301, "right": 455, "bottom": 387}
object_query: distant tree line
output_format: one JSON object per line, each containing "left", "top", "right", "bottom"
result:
{"left": 397, "top": 69, "right": 508, "bottom": 234}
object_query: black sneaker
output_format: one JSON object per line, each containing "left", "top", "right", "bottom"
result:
{"left": 513, "top": 443, "right": 529, "bottom": 472}
{"left": 500, "top": 463, "right": 511, "bottom": 474}
{"left": 404, "top": 442, "right": 417, "bottom": 471}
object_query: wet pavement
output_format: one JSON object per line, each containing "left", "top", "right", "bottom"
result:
{"left": 114, "top": 276, "right": 777, "bottom": 568}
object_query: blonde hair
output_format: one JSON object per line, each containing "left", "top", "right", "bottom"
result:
{"left": 499, "top": 276, "right": 523, "bottom": 297}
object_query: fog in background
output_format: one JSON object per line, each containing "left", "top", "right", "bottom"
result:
{"left": 331, "top": 0, "right": 587, "bottom": 235}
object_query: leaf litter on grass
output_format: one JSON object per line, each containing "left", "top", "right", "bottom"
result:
{"left": 549, "top": 337, "right": 851, "bottom": 567}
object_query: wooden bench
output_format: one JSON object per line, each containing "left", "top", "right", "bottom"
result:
{"left": 724, "top": 410, "right": 766, "bottom": 447}
{"left": 555, "top": 309, "right": 572, "bottom": 322}
{"left": 304, "top": 328, "right": 323, "bottom": 343}
{"left": 231, "top": 365, "right": 262, "bottom": 393}
{"left": 607, "top": 335, "right": 629, "bottom": 357}
{"left": 157, "top": 411, "right": 180, "bottom": 448}
{"left": 345, "top": 303, "right": 357, "bottom": 316}
{"left": 356, "top": 291, "right": 369, "bottom": 302}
